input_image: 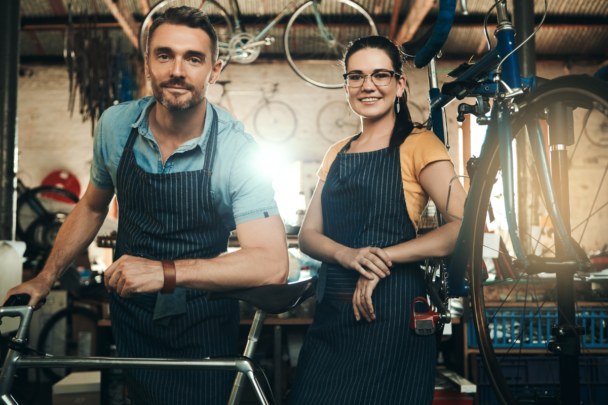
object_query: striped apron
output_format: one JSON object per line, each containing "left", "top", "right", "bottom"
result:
{"left": 289, "top": 137, "right": 436, "bottom": 405}
{"left": 109, "top": 107, "right": 239, "bottom": 405}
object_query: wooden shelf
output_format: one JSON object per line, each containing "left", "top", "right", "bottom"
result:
{"left": 99, "top": 317, "right": 313, "bottom": 327}
{"left": 241, "top": 317, "right": 313, "bottom": 325}
{"left": 482, "top": 301, "right": 606, "bottom": 308}
{"left": 228, "top": 235, "right": 299, "bottom": 248}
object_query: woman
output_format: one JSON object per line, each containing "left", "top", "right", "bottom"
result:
{"left": 289, "top": 36, "right": 467, "bottom": 405}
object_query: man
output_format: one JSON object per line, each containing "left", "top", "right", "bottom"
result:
{"left": 4, "top": 6, "right": 288, "bottom": 404}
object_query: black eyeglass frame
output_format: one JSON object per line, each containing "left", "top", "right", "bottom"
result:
{"left": 342, "top": 70, "right": 401, "bottom": 87}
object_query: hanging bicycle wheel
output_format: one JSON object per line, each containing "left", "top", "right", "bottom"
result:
{"left": 467, "top": 75, "right": 608, "bottom": 405}
{"left": 17, "top": 186, "right": 79, "bottom": 253}
{"left": 139, "top": 0, "right": 233, "bottom": 70}
{"left": 253, "top": 100, "right": 298, "bottom": 143}
{"left": 283, "top": 0, "right": 377, "bottom": 89}
{"left": 316, "top": 100, "right": 360, "bottom": 143}
{"left": 37, "top": 306, "right": 101, "bottom": 382}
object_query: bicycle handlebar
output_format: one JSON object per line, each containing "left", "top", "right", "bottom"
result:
{"left": 414, "top": 0, "right": 457, "bottom": 69}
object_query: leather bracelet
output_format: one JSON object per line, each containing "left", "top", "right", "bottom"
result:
{"left": 161, "top": 260, "right": 176, "bottom": 295}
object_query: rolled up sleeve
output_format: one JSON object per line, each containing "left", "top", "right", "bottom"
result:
{"left": 90, "top": 112, "right": 114, "bottom": 190}
{"left": 230, "top": 140, "right": 280, "bottom": 224}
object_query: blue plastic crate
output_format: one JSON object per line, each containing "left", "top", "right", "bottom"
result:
{"left": 476, "top": 356, "right": 608, "bottom": 405}
{"left": 468, "top": 308, "right": 608, "bottom": 349}
{"left": 478, "top": 384, "right": 608, "bottom": 405}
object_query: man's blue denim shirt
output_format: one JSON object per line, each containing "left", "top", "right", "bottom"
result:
{"left": 91, "top": 96, "right": 279, "bottom": 231}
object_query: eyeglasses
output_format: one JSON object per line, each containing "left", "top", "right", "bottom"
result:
{"left": 343, "top": 70, "right": 400, "bottom": 88}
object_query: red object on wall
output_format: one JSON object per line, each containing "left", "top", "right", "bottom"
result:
{"left": 41, "top": 170, "right": 81, "bottom": 204}
{"left": 433, "top": 390, "right": 473, "bottom": 405}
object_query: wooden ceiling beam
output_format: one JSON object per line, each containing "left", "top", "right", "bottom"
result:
{"left": 102, "top": 0, "right": 140, "bottom": 49}
{"left": 139, "top": 0, "right": 150, "bottom": 16}
{"left": 388, "top": 0, "right": 403, "bottom": 40}
{"left": 395, "top": 0, "right": 435, "bottom": 44}
{"left": 47, "top": 0, "right": 66, "bottom": 17}
{"left": 20, "top": 21, "right": 608, "bottom": 31}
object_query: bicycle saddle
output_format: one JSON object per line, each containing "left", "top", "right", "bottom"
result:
{"left": 401, "top": 23, "right": 437, "bottom": 58}
{"left": 215, "top": 80, "right": 232, "bottom": 85}
{"left": 207, "top": 277, "right": 317, "bottom": 314}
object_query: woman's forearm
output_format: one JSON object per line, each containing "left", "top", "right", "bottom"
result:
{"left": 299, "top": 228, "right": 349, "bottom": 265}
{"left": 384, "top": 221, "right": 461, "bottom": 263}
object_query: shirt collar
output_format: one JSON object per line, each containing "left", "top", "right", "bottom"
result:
{"left": 130, "top": 97, "right": 214, "bottom": 153}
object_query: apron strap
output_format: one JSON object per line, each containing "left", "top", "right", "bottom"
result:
{"left": 202, "top": 106, "right": 219, "bottom": 175}
{"left": 124, "top": 112, "right": 144, "bottom": 152}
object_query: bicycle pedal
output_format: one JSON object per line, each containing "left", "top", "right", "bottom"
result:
{"left": 410, "top": 297, "right": 439, "bottom": 336}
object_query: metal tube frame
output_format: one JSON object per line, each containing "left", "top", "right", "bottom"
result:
{"left": 0, "top": 307, "right": 270, "bottom": 405}
{"left": 427, "top": 6, "right": 584, "bottom": 297}
{"left": 216, "top": 0, "right": 331, "bottom": 50}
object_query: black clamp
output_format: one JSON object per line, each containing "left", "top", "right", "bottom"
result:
{"left": 456, "top": 96, "right": 491, "bottom": 124}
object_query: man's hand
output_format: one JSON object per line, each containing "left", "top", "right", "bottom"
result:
{"left": 105, "top": 255, "right": 164, "bottom": 298}
{"left": 3, "top": 273, "right": 54, "bottom": 309}
{"left": 352, "top": 273, "right": 381, "bottom": 322}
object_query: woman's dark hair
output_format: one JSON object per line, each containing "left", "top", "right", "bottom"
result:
{"left": 147, "top": 6, "right": 219, "bottom": 62}
{"left": 343, "top": 36, "right": 425, "bottom": 150}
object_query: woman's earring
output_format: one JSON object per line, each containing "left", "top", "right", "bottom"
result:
{"left": 395, "top": 98, "right": 400, "bottom": 114}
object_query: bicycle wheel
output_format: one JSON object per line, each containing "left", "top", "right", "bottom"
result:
{"left": 253, "top": 100, "right": 298, "bottom": 143}
{"left": 139, "top": 0, "right": 233, "bottom": 70}
{"left": 37, "top": 306, "right": 100, "bottom": 382}
{"left": 467, "top": 75, "right": 608, "bottom": 405}
{"left": 283, "top": 0, "right": 378, "bottom": 89}
{"left": 316, "top": 100, "right": 361, "bottom": 144}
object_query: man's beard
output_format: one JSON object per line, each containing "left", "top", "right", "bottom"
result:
{"left": 152, "top": 77, "right": 205, "bottom": 111}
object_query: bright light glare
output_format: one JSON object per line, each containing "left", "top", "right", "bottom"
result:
{"left": 257, "top": 146, "right": 306, "bottom": 225}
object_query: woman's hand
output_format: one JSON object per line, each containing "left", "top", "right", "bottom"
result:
{"left": 335, "top": 247, "right": 392, "bottom": 280}
{"left": 353, "top": 274, "right": 381, "bottom": 322}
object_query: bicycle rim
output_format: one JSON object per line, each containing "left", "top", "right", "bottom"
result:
{"left": 316, "top": 100, "right": 361, "bottom": 143}
{"left": 469, "top": 75, "right": 608, "bottom": 405}
{"left": 139, "top": 0, "right": 233, "bottom": 70}
{"left": 253, "top": 100, "right": 298, "bottom": 143}
{"left": 283, "top": 0, "right": 378, "bottom": 89}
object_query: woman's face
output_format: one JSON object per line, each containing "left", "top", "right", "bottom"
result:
{"left": 344, "top": 48, "right": 406, "bottom": 120}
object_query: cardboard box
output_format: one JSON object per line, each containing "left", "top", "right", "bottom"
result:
{"left": 53, "top": 371, "right": 100, "bottom": 405}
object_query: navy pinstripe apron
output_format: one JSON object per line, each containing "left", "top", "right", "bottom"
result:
{"left": 289, "top": 135, "right": 436, "bottom": 405}
{"left": 109, "top": 107, "right": 239, "bottom": 405}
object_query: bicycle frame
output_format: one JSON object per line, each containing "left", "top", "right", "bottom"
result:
{"left": 215, "top": 0, "right": 332, "bottom": 52}
{"left": 0, "top": 306, "right": 270, "bottom": 405}
{"left": 426, "top": 8, "right": 583, "bottom": 297}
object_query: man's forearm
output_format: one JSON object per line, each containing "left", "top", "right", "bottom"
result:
{"left": 175, "top": 246, "right": 288, "bottom": 291}
{"left": 41, "top": 201, "right": 108, "bottom": 283}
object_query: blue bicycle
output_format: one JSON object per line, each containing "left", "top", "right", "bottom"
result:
{"left": 406, "top": 1, "right": 608, "bottom": 404}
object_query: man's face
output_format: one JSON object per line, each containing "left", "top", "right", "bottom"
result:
{"left": 145, "top": 24, "right": 222, "bottom": 112}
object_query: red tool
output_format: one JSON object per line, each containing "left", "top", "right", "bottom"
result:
{"left": 410, "top": 297, "right": 440, "bottom": 336}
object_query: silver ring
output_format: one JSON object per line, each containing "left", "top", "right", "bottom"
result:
{"left": 360, "top": 294, "right": 364, "bottom": 298}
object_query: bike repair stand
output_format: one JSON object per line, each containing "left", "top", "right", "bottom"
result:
{"left": 546, "top": 103, "right": 585, "bottom": 405}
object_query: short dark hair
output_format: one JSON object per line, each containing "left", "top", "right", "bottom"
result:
{"left": 147, "top": 6, "right": 219, "bottom": 62}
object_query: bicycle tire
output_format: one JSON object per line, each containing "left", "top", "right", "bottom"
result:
{"left": 283, "top": 0, "right": 378, "bottom": 89}
{"left": 138, "top": 0, "right": 233, "bottom": 70}
{"left": 467, "top": 75, "right": 608, "bottom": 405}
{"left": 16, "top": 186, "right": 79, "bottom": 246}
{"left": 316, "top": 100, "right": 360, "bottom": 144}
{"left": 253, "top": 100, "right": 298, "bottom": 143}
{"left": 37, "top": 306, "right": 100, "bottom": 383}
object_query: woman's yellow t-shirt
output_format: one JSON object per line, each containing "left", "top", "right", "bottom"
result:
{"left": 317, "top": 129, "right": 453, "bottom": 231}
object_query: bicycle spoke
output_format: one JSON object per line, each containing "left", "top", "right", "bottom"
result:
{"left": 487, "top": 271, "right": 526, "bottom": 325}
{"left": 578, "top": 160, "right": 608, "bottom": 244}
{"left": 568, "top": 110, "right": 591, "bottom": 166}
{"left": 544, "top": 200, "right": 608, "bottom": 253}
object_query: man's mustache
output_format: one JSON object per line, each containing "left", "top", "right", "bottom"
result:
{"left": 160, "top": 79, "right": 194, "bottom": 91}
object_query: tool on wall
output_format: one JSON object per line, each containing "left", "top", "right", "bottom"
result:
{"left": 65, "top": 4, "right": 140, "bottom": 136}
